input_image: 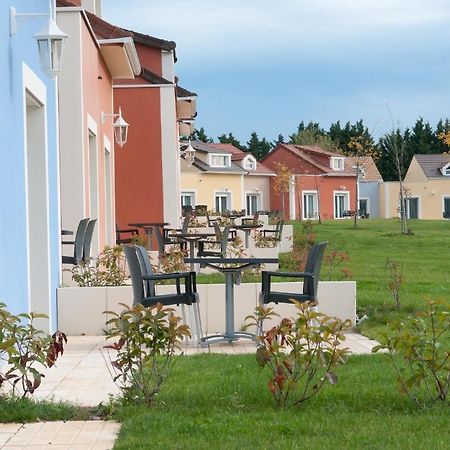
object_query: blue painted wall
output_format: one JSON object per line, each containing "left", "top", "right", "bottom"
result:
{"left": 359, "top": 182, "right": 381, "bottom": 218}
{"left": 0, "top": 0, "right": 60, "bottom": 330}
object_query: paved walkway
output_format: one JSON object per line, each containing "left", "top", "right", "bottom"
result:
{"left": 0, "top": 332, "right": 379, "bottom": 449}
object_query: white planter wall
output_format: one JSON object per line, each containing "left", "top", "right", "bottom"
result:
{"left": 57, "top": 281, "right": 356, "bottom": 336}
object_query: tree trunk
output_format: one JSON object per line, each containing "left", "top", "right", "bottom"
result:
{"left": 354, "top": 176, "right": 359, "bottom": 228}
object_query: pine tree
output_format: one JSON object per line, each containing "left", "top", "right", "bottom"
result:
{"left": 192, "top": 127, "right": 213, "bottom": 143}
{"left": 217, "top": 133, "right": 246, "bottom": 151}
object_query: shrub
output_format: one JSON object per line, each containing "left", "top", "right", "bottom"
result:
{"left": 245, "top": 302, "right": 351, "bottom": 407}
{"left": 385, "top": 258, "right": 403, "bottom": 309}
{"left": 324, "top": 249, "right": 352, "bottom": 280}
{"left": 72, "top": 245, "right": 127, "bottom": 287}
{"left": 285, "top": 221, "right": 316, "bottom": 271}
{"left": 160, "top": 246, "right": 188, "bottom": 274}
{"left": 254, "top": 232, "right": 278, "bottom": 248}
{"left": 373, "top": 300, "right": 450, "bottom": 407}
{"left": 103, "top": 303, "right": 191, "bottom": 406}
{"left": 0, "top": 303, "right": 66, "bottom": 397}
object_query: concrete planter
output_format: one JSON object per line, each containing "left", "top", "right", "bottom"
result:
{"left": 57, "top": 281, "right": 355, "bottom": 336}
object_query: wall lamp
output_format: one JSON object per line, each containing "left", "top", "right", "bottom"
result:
{"left": 180, "top": 139, "right": 196, "bottom": 167}
{"left": 10, "top": 1, "right": 68, "bottom": 78}
{"left": 101, "top": 107, "right": 129, "bottom": 147}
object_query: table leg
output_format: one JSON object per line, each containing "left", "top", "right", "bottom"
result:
{"left": 244, "top": 230, "right": 250, "bottom": 248}
{"left": 189, "top": 240, "right": 196, "bottom": 271}
{"left": 145, "top": 228, "right": 153, "bottom": 251}
{"left": 224, "top": 272, "right": 235, "bottom": 341}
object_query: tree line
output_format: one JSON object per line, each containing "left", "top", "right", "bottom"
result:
{"left": 192, "top": 118, "right": 450, "bottom": 181}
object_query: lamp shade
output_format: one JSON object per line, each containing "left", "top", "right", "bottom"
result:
{"left": 184, "top": 141, "right": 196, "bottom": 167}
{"left": 113, "top": 112, "right": 129, "bottom": 147}
{"left": 34, "top": 18, "right": 67, "bottom": 77}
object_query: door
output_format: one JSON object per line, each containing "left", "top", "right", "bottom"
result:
{"left": 246, "top": 194, "right": 259, "bottom": 215}
{"left": 334, "top": 193, "right": 348, "bottom": 218}
{"left": 407, "top": 198, "right": 419, "bottom": 219}
{"left": 359, "top": 199, "right": 368, "bottom": 218}
{"left": 444, "top": 197, "right": 450, "bottom": 219}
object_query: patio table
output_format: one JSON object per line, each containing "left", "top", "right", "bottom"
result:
{"left": 233, "top": 224, "right": 262, "bottom": 247}
{"left": 128, "top": 222, "right": 169, "bottom": 250}
{"left": 170, "top": 232, "right": 215, "bottom": 270}
{"left": 185, "top": 257, "right": 278, "bottom": 345}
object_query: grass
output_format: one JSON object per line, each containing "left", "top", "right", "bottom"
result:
{"left": 197, "top": 218, "right": 450, "bottom": 339}
{"left": 0, "top": 395, "right": 93, "bottom": 423}
{"left": 112, "top": 353, "right": 450, "bottom": 450}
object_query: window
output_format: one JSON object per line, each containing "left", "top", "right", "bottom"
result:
{"left": 181, "top": 191, "right": 195, "bottom": 207}
{"left": 215, "top": 192, "right": 231, "bottom": 212}
{"left": 334, "top": 192, "right": 349, "bottom": 218}
{"left": 358, "top": 198, "right": 369, "bottom": 218}
{"left": 440, "top": 164, "right": 450, "bottom": 176}
{"left": 331, "top": 157, "right": 345, "bottom": 171}
{"left": 243, "top": 156, "right": 256, "bottom": 171}
{"left": 406, "top": 197, "right": 419, "bottom": 219}
{"left": 444, "top": 197, "right": 450, "bottom": 219}
{"left": 209, "top": 153, "right": 231, "bottom": 168}
{"left": 302, "top": 191, "right": 318, "bottom": 220}
{"left": 246, "top": 193, "right": 260, "bottom": 215}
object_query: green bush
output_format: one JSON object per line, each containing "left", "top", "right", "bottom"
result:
{"left": 245, "top": 302, "right": 351, "bottom": 407}
{"left": 373, "top": 300, "right": 450, "bottom": 407}
{"left": 103, "top": 303, "right": 191, "bottom": 406}
{"left": 72, "top": 245, "right": 127, "bottom": 287}
{"left": 0, "top": 303, "right": 66, "bottom": 397}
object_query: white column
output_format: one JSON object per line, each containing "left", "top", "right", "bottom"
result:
{"left": 289, "top": 175, "right": 296, "bottom": 220}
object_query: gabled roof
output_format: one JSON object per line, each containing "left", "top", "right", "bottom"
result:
{"left": 56, "top": 0, "right": 79, "bottom": 6}
{"left": 141, "top": 68, "right": 172, "bottom": 85}
{"left": 125, "top": 29, "right": 176, "bottom": 52}
{"left": 188, "top": 142, "right": 274, "bottom": 175}
{"left": 176, "top": 85, "right": 197, "bottom": 98}
{"left": 266, "top": 143, "right": 355, "bottom": 177}
{"left": 415, "top": 154, "right": 450, "bottom": 178}
{"left": 345, "top": 156, "right": 383, "bottom": 182}
{"left": 85, "top": 11, "right": 133, "bottom": 39}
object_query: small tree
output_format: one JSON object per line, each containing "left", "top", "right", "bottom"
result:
{"left": 273, "top": 163, "right": 294, "bottom": 220}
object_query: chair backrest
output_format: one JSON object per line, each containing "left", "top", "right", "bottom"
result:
{"left": 123, "top": 245, "right": 145, "bottom": 305}
{"left": 153, "top": 226, "right": 165, "bottom": 256}
{"left": 135, "top": 245, "right": 156, "bottom": 298}
{"left": 220, "top": 226, "right": 231, "bottom": 256}
{"left": 213, "top": 222, "right": 222, "bottom": 239}
{"left": 83, "top": 219, "right": 97, "bottom": 262}
{"left": 303, "top": 241, "right": 328, "bottom": 300}
{"left": 73, "top": 218, "right": 90, "bottom": 263}
{"left": 181, "top": 215, "right": 190, "bottom": 234}
{"left": 276, "top": 221, "right": 284, "bottom": 240}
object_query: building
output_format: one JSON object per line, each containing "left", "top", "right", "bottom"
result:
{"left": 380, "top": 154, "right": 450, "bottom": 219}
{"left": 346, "top": 156, "right": 383, "bottom": 218}
{"left": 56, "top": 1, "right": 140, "bottom": 256}
{"left": 181, "top": 142, "right": 274, "bottom": 213}
{"left": 262, "top": 144, "right": 357, "bottom": 220}
{"left": 0, "top": 0, "right": 63, "bottom": 330}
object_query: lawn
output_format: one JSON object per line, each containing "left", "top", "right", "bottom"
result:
{"left": 113, "top": 353, "right": 450, "bottom": 450}
{"left": 200, "top": 218, "right": 450, "bottom": 339}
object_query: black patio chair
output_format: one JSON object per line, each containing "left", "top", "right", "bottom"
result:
{"left": 206, "top": 212, "right": 219, "bottom": 227}
{"left": 259, "top": 241, "right": 328, "bottom": 307}
{"left": 122, "top": 245, "right": 203, "bottom": 343}
{"left": 82, "top": 219, "right": 97, "bottom": 263}
{"left": 261, "top": 220, "right": 284, "bottom": 241}
{"left": 61, "top": 218, "right": 90, "bottom": 265}
{"left": 116, "top": 224, "right": 139, "bottom": 245}
{"left": 197, "top": 225, "right": 231, "bottom": 257}
{"left": 154, "top": 225, "right": 186, "bottom": 260}
{"left": 241, "top": 211, "right": 260, "bottom": 226}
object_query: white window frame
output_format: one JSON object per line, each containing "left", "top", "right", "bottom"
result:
{"left": 181, "top": 190, "right": 196, "bottom": 207}
{"left": 242, "top": 155, "right": 257, "bottom": 171}
{"left": 208, "top": 153, "right": 231, "bottom": 168}
{"left": 245, "top": 191, "right": 261, "bottom": 215}
{"left": 214, "top": 191, "right": 231, "bottom": 212}
{"left": 302, "top": 190, "right": 319, "bottom": 220}
{"left": 440, "top": 163, "right": 450, "bottom": 176}
{"left": 331, "top": 157, "right": 345, "bottom": 171}
{"left": 406, "top": 196, "right": 420, "bottom": 219}
{"left": 333, "top": 190, "right": 350, "bottom": 219}
{"left": 443, "top": 196, "right": 450, "bottom": 219}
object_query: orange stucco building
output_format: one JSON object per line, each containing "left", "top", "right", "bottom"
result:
{"left": 262, "top": 144, "right": 357, "bottom": 220}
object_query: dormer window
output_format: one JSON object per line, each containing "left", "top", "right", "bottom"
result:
{"left": 209, "top": 153, "right": 231, "bottom": 168}
{"left": 331, "top": 157, "right": 345, "bottom": 171}
{"left": 242, "top": 155, "right": 257, "bottom": 171}
{"left": 440, "top": 163, "right": 450, "bottom": 176}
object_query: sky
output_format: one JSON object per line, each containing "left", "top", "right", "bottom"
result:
{"left": 103, "top": 0, "right": 450, "bottom": 143}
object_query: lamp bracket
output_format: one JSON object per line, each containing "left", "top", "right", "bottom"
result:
{"left": 10, "top": 7, "right": 50, "bottom": 36}
{"left": 101, "top": 112, "right": 119, "bottom": 125}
